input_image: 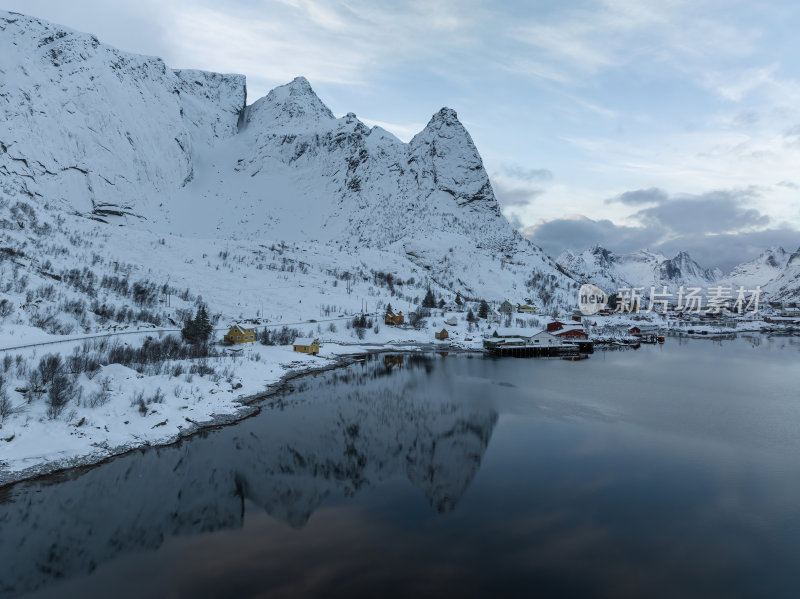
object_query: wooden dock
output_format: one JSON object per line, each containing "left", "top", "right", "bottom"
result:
{"left": 486, "top": 343, "right": 590, "bottom": 358}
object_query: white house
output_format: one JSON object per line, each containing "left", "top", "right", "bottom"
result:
{"left": 528, "top": 331, "right": 564, "bottom": 346}
{"left": 487, "top": 311, "right": 502, "bottom": 324}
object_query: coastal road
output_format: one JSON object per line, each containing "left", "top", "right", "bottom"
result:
{"left": 0, "top": 313, "right": 379, "bottom": 353}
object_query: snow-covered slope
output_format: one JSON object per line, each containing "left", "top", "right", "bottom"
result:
{"left": 556, "top": 246, "right": 628, "bottom": 291}
{"left": 711, "top": 246, "right": 800, "bottom": 302}
{"left": 557, "top": 246, "right": 719, "bottom": 293}
{"left": 762, "top": 247, "right": 800, "bottom": 302}
{"left": 721, "top": 247, "right": 790, "bottom": 289}
{"left": 654, "top": 251, "right": 722, "bottom": 289}
{"left": 0, "top": 12, "right": 245, "bottom": 218}
{"left": 0, "top": 9, "right": 574, "bottom": 339}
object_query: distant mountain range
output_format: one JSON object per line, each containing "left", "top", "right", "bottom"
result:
{"left": 557, "top": 245, "right": 800, "bottom": 302}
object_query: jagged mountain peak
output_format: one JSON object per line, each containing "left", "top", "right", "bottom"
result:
{"left": 787, "top": 247, "right": 800, "bottom": 268}
{"left": 430, "top": 106, "right": 461, "bottom": 125}
{"left": 407, "top": 106, "right": 497, "bottom": 210}
{"left": 760, "top": 246, "right": 788, "bottom": 268}
{"left": 590, "top": 245, "right": 613, "bottom": 263}
{"left": 658, "top": 251, "right": 719, "bottom": 285}
{"left": 245, "top": 75, "right": 335, "bottom": 130}
{"left": 0, "top": 10, "right": 574, "bottom": 309}
{"left": 414, "top": 107, "right": 468, "bottom": 142}
{"left": 558, "top": 245, "right": 720, "bottom": 292}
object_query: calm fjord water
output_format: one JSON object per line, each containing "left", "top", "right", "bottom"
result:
{"left": 3, "top": 335, "right": 800, "bottom": 598}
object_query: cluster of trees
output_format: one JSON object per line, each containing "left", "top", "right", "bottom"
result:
{"left": 181, "top": 306, "right": 213, "bottom": 344}
{"left": 350, "top": 314, "right": 374, "bottom": 339}
{"left": 259, "top": 326, "right": 304, "bottom": 345}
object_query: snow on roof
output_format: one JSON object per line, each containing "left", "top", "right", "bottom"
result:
{"left": 489, "top": 327, "right": 538, "bottom": 338}
{"left": 530, "top": 330, "right": 559, "bottom": 338}
{"left": 555, "top": 327, "right": 587, "bottom": 335}
{"left": 293, "top": 337, "right": 318, "bottom": 346}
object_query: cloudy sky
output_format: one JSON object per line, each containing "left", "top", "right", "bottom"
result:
{"left": 4, "top": 0, "right": 800, "bottom": 271}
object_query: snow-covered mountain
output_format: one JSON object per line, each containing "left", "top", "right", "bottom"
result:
{"left": 762, "top": 247, "right": 800, "bottom": 302}
{"left": 557, "top": 246, "right": 720, "bottom": 293}
{"left": 0, "top": 10, "right": 576, "bottom": 340}
{"left": 711, "top": 246, "right": 800, "bottom": 302}
{"left": 555, "top": 246, "right": 629, "bottom": 291}
{"left": 721, "top": 247, "right": 790, "bottom": 289}
{"left": 656, "top": 251, "right": 723, "bottom": 289}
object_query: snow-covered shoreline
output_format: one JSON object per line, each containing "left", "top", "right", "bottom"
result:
{"left": 0, "top": 339, "right": 475, "bottom": 488}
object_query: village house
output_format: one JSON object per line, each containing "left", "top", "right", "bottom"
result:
{"left": 528, "top": 331, "right": 564, "bottom": 346}
{"left": 553, "top": 327, "right": 589, "bottom": 340}
{"left": 483, "top": 327, "right": 534, "bottom": 348}
{"left": 435, "top": 328, "right": 449, "bottom": 340}
{"left": 546, "top": 321, "right": 567, "bottom": 332}
{"left": 224, "top": 324, "right": 256, "bottom": 344}
{"left": 499, "top": 300, "right": 514, "bottom": 314}
{"left": 517, "top": 304, "right": 537, "bottom": 314}
{"left": 384, "top": 308, "right": 405, "bottom": 325}
{"left": 293, "top": 337, "right": 320, "bottom": 355}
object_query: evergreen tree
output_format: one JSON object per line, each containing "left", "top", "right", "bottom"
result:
{"left": 466, "top": 309, "right": 476, "bottom": 322}
{"left": 478, "top": 300, "right": 489, "bottom": 319}
{"left": 196, "top": 305, "right": 213, "bottom": 342}
{"left": 438, "top": 298, "right": 445, "bottom": 309}
{"left": 181, "top": 314, "right": 198, "bottom": 344}
{"left": 455, "top": 293, "right": 463, "bottom": 306}
{"left": 182, "top": 306, "right": 213, "bottom": 344}
{"left": 422, "top": 288, "right": 436, "bottom": 308}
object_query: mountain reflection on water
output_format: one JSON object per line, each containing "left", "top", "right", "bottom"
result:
{"left": 4, "top": 338, "right": 800, "bottom": 599}
{"left": 0, "top": 354, "right": 497, "bottom": 597}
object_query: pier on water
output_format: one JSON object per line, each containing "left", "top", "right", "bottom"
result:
{"left": 486, "top": 342, "right": 593, "bottom": 358}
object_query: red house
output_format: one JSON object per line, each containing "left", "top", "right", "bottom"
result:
{"left": 547, "top": 321, "right": 566, "bottom": 332}
{"left": 554, "top": 328, "right": 589, "bottom": 340}
{"left": 628, "top": 326, "right": 641, "bottom": 335}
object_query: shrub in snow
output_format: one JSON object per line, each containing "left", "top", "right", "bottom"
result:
{"left": 38, "top": 354, "right": 63, "bottom": 385}
{"left": 47, "top": 374, "right": 73, "bottom": 419}
{"left": 88, "top": 377, "right": 113, "bottom": 408}
{"left": 0, "top": 392, "right": 12, "bottom": 422}
{"left": 0, "top": 298, "right": 13, "bottom": 318}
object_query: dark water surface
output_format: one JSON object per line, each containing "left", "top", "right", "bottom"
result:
{"left": 2, "top": 335, "right": 800, "bottom": 598}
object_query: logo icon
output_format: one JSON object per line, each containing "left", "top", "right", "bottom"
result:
{"left": 578, "top": 284, "right": 608, "bottom": 316}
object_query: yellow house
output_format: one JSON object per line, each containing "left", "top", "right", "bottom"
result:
{"left": 384, "top": 309, "right": 405, "bottom": 325}
{"left": 517, "top": 304, "right": 537, "bottom": 314}
{"left": 224, "top": 324, "right": 256, "bottom": 344}
{"left": 293, "top": 337, "right": 320, "bottom": 355}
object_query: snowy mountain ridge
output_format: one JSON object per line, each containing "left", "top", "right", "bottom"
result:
{"left": 559, "top": 244, "right": 800, "bottom": 302}
{"left": 556, "top": 246, "right": 720, "bottom": 293}
{"left": 0, "top": 10, "right": 576, "bottom": 343}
